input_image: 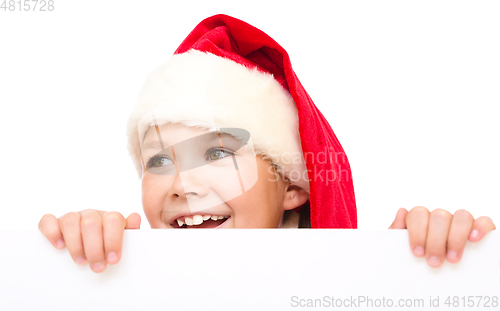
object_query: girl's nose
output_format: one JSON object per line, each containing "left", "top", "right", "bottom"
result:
{"left": 168, "top": 170, "right": 209, "bottom": 199}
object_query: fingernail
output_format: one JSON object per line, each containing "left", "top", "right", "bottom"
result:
{"left": 75, "top": 256, "right": 87, "bottom": 265}
{"left": 106, "top": 252, "right": 118, "bottom": 264}
{"left": 470, "top": 229, "right": 479, "bottom": 239}
{"left": 413, "top": 246, "right": 425, "bottom": 256}
{"left": 428, "top": 256, "right": 441, "bottom": 267}
{"left": 446, "top": 250, "right": 458, "bottom": 261}
{"left": 56, "top": 239, "right": 65, "bottom": 248}
{"left": 91, "top": 262, "right": 106, "bottom": 272}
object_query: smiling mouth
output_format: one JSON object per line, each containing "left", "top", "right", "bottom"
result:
{"left": 172, "top": 215, "right": 230, "bottom": 228}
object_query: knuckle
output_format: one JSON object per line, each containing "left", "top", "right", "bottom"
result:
{"left": 38, "top": 214, "right": 54, "bottom": 230}
{"left": 476, "top": 215, "right": 493, "bottom": 223}
{"left": 408, "top": 206, "right": 429, "bottom": 216}
{"left": 431, "top": 208, "right": 452, "bottom": 220}
{"left": 38, "top": 217, "right": 61, "bottom": 239}
{"left": 103, "top": 211, "right": 125, "bottom": 225}
{"left": 59, "top": 212, "right": 80, "bottom": 227}
{"left": 475, "top": 216, "right": 495, "bottom": 229}
{"left": 80, "top": 212, "right": 102, "bottom": 229}
{"left": 453, "top": 209, "right": 474, "bottom": 222}
{"left": 454, "top": 209, "right": 472, "bottom": 218}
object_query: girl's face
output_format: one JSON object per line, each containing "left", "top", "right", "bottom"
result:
{"left": 140, "top": 123, "right": 309, "bottom": 228}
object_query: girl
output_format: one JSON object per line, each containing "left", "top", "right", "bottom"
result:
{"left": 38, "top": 14, "right": 495, "bottom": 273}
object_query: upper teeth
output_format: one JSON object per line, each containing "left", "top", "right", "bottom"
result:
{"left": 176, "top": 215, "right": 228, "bottom": 227}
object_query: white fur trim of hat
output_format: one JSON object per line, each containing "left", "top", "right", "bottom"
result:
{"left": 126, "top": 49, "right": 310, "bottom": 193}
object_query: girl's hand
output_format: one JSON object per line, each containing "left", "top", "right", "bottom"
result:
{"left": 389, "top": 206, "right": 496, "bottom": 268}
{"left": 38, "top": 210, "right": 141, "bottom": 273}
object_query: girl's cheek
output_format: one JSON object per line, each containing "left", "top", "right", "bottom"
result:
{"left": 141, "top": 181, "right": 159, "bottom": 222}
{"left": 143, "top": 175, "right": 177, "bottom": 228}
{"left": 142, "top": 196, "right": 167, "bottom": 228}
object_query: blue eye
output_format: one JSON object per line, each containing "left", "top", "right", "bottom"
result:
{"left": 206, "top": 148, "right": 233, "bottom": 161}
{"left": 147, "top": 156, "right": 173, "bottom": 168}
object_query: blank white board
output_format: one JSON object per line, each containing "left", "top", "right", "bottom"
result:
{"left": 0, "top": 229, "right": 498, "bottom": 310}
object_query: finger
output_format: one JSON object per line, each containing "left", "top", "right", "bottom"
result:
{"left": 80, "top": 210, "right": 107, "bottom": 273}
{"left": 38, "top": 214, "right": 66, "bottom": 249}
{"left": 426, "top": 209, "right": 453, "bottom": 268}
{"left": 405, "top": 206, "right": 430, "bottom": 257}
{"left": 102, "top": 212, "right": 127, "bottom": 265}
{"left": 59, "top": 212, "right": 87, "bottom": 265}
{"left": 389, "top": 208, "right": 408, "bottom": 229}
{"left": 446, "top": 209, "right": 474, "bottom": 263}
{"left": 469, "top": 216, "right": 496, "bottom": 242}
{"left": 125, "top": 213, "right": 141, "bottom": 229}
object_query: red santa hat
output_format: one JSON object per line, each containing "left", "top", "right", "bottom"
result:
{"left": 126, "top": 14, "right": 357, "bottom": 229}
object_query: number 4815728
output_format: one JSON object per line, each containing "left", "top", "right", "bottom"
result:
{"left": 1, "top": 0, "right": 54, "bottom": 11}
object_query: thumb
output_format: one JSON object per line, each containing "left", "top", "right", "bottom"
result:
{"left": 389, "top": 208, "right": 408, "bottom": 229}
{"left": 125, "top": 213, "right": 141, "bottom": 229}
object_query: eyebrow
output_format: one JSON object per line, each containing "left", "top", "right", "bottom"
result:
{"left": 141, "top": 131, "right": 239, "bottom": 150}
{"left": 141, "top": 141, "right": 163, "bottom": 150}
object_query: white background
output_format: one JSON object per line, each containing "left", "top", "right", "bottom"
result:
{"left": 0, "top": 0, "right": 499, "bottom": 230}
